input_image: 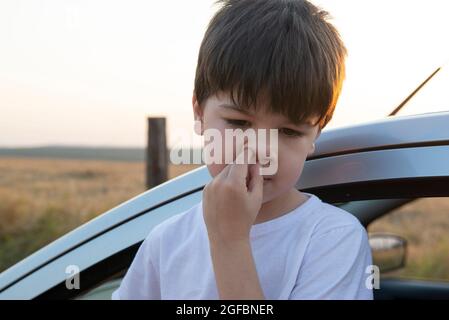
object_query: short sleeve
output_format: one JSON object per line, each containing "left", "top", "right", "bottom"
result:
{"left": 111, "top": 229, "right": 161, "bottom": 300}
{"left": 289, "top": 223, "right": 373, "bottom": 300}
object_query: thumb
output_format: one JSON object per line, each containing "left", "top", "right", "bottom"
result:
{"left": 248, "top": 162, "right": 264, "bottom": 196}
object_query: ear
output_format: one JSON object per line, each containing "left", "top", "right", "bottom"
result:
{"left": 315, "top": 127, "right": 321, "bottom": 140}
{"left": 308, "top": 142, "right": 316, "bottom": 156}
{"left": 192, "top": 92, "right": 204, "bottom": 135}
{"left": 308, "top": 128, "right": 321, "bottom": 156}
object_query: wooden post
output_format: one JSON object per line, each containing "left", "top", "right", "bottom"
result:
{"left": 146, "top": 117, "right": 168, "bottom": 189}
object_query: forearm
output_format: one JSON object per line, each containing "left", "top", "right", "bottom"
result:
{"left": 209, "top": 238, "right": 265, "bottom": 300}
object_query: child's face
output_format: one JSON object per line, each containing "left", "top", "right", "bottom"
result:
{"left": 193, "top": 90, "right": 320, "bottom": 204}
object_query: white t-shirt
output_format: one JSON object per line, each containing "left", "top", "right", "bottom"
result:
{"left": 111, "top": 193, "right": 373, "bottom": 300}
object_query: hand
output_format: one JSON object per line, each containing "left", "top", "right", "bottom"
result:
{"left": 203, "top": 146, "right": 264, "bottom": 244}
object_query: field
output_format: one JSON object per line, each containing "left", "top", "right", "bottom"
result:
{"left": 0, "top": 157, "right": 200, "bottom": 273}
{"left": 0, "top": 156, "right": 448, "bottom": 284}
{"left": 369, "top": 197, "right": 449, "bottom": 281}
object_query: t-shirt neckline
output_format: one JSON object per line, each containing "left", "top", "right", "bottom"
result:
{"left": 249, "top": 192, "right": 320, "bottom": 237}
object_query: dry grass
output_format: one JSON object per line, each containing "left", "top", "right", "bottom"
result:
{"left": 369, "top": 197, "right": 449, "bottom": 282}
{"left": 0, "top": 157, "right": 200, "bottom": 272}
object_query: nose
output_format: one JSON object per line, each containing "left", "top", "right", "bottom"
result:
{"left": 248, "top": 128, "right": 278, "bottom": 175}
{"left": 232, "top": 128, "right": 278, "bottom": 174}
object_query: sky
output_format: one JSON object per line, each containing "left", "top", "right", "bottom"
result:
{"left": 0, "top": 0, "right": 448, "bottom": 149}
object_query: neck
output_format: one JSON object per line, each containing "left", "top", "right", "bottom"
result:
{"left": 254, "top": 189, "right": 308, "bottom": 225}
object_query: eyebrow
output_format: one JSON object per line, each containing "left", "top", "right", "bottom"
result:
{"left": 218, "top": 103, "right": 253, "bottom": 115}
{"left": 218, "top": 103, "right": 315, "bottom": 128}
{"left": 295, "top": 120, "right": 315, "bottom": 128}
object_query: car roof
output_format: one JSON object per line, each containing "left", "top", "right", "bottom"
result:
{"left": 311, "top": 111, "right": 449, "bottom": 159}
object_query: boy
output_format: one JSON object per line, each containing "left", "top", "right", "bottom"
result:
{"left": 112, "top": 0, "right": 373, "bottom": 300}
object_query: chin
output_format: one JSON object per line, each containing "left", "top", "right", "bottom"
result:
{"left": 261, "top": 185, "right": 279, "bottom": 203}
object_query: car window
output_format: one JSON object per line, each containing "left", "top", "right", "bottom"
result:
{"left": 75, "top": 277, "right": 123, "bottom": 300}
{"left": 368, "top": 197, "right": 449, "bottom": 282}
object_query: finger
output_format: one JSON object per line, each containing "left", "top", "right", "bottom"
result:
{"left": 218, "top": 137, "right": 249, "bottom": 181}
{"left": 228, "top": 145, "right": 254, "bottom": 185}
{"left": 215, "top": 163, "right": 232, "bottom": 181}
{"left": 248, "top": 162, "right": 264, "bottom": 194}
{"left": 234, "top": 135, "right": 249, "bottom": 163}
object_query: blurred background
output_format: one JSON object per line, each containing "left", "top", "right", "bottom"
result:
{"left": 0, "top": 0, "right": 448, "bottom": 281}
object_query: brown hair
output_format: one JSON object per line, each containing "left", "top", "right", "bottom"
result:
{"left": 194, "top": 0, "right": 347, "bottom": 129}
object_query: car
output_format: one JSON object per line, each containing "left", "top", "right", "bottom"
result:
{"left": 1, "top": 111, "right": 448, "bottom": 300}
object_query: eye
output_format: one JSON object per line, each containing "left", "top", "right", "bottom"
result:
{"left": 225, "top": 119, "right": 251, "bottom": 127}
{"left": 279, "top": 128, "right": 304, "bottom": 137}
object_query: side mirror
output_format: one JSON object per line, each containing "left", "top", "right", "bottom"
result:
{"left": 369, "top": 233, "right": 407, "bottom": 273}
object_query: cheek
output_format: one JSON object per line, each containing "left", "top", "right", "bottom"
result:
{"left": 203, "top": 125, "right": 233, "bottom": 178}
{"left": 277, "top": 158, "right": 304, "bottom": 185}
{"left": 276, "top": 144, "right": 308, "bottom": 183}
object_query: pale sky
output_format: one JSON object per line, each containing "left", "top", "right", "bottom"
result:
{"left": 0, "top": 0, "right": 448, "bottom": 148}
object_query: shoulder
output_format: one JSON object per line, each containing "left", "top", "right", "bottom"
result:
{"left": 307, "top": 195, "right": 367, "bottom": 241}
{"left": 143, "top": 201, "right": 203, "bottom": 246}
{"left": 291, "top": 198, "right": 373, "bottom": 300}
{"left": 300, "top": 196, "right": 372, "bottom": 271}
